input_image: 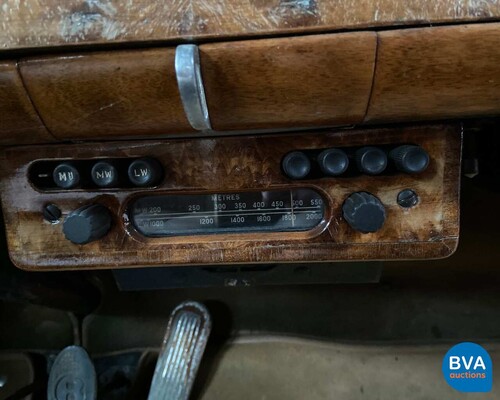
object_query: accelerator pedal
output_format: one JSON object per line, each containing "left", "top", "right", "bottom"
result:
{"left": 148, "top": 301, "right": 211, "bottom": 400}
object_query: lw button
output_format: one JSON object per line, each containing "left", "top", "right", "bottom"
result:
{"left": 128, "top": 158, "right": 162, "bottom": 187}
{"left": 53, "top": 163, "right": 80, "bottom": 189}
{"left": 91, "top": 161, "right": 118, "bottom": 188}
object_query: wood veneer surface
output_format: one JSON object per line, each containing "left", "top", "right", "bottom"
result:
{"left": 1, "top": 0, "right": 500, "bottom": 50}
{"left": 19, "top": 49, "right": 195, "bottom": 140}
{"left": 0, "top": 124, "right": 461, "bottom": 270}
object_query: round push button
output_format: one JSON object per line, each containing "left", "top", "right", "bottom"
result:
{"left": 317, "top": 148, "right": 349, "bottom": 176}
{"left": 53, "top": 163, "right": 80, "bottom": 189}
{"left": 127, "top": 158, "right": 163, "bottom": 187}
{"left": 390, "top": 145, "right": 430, "bottom": 174}
{"left": 282, "top": 151, "right": 311, "bottom": 180}
{"left": 91, "top": 161, "right": 118, "bottom": 188}
{"left": 355, "top": 147, "right": 388, "bottom": 175}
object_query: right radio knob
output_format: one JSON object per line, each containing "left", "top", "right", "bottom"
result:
{"left": 389, "top": 145, "right": 430, "bottom": 174}
{"left": 342, "top": 192, "right": 386, "bottom": 233}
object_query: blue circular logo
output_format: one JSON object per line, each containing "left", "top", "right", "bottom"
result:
{"left": 442, "top": 342, "right": 492, "bottom": 392}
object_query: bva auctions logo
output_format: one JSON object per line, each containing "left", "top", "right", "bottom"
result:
{"left": 442, "top": 342, "right": 492, "bottom": 392}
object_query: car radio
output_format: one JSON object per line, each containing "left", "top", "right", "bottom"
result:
{"left": 0, "top": 124, "right": 461, "bottom": 271}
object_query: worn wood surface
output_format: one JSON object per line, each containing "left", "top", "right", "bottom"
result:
{"left": 0, "top": 124, "right": 461, "bottom": 271}
{"left": 366, "top": 23, "right": 500, "bottom": 123}
{"left": 1, "top": 1, "right": 500, "bottom": 51}
{"left": 201, "top": 32, "right": 376, "bottom": 131}
{"left": 0, "top": 61, "right": 55, "bottom": 145}
{"left": 19, "top": 48, "right": 195, "bottom": 140}
{"left": 0, "top": 23, "right": 496, "bottom": 143}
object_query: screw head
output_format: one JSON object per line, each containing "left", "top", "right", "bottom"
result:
{"left": 43, "top": 204, "right": 61, "bottom": 223}
{"left": 397, "top": 189, "right": 419, "bottom": 208}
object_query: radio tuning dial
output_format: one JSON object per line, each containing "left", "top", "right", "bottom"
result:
{"left": 342, "top": 192, "right": 386, "bottom": 233}
{"left": 63, "top": 204, "right": 112, "bottom": 244}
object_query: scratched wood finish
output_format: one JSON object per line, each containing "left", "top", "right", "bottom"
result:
{"left": 366, "top": 23, "right": 500, "bottom": 122}
{"left": 200, "top": 32, "right": 376, "bottom": 131}
{"left": 0, "top": 62, "right": 55, "bottom": 145}
{"left": 1, "top": 0, "right": 500, "bottom": 51}
{"left": 0, "top": 124, "right": 461, "bottom": 271}
{"left": 18, "top": 49, "right": 195, "bottom": 140}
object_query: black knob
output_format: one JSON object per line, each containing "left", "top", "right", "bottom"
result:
{"left": 317, "top": 149, "right": 349, "bottom": 176}
{"left": 282, "top": 151, "right": 311, "bottom": 180}
{"left": 355, "top": 147, "right": 387, "bottom": 175}
{"left": 128, "top": 158, "right": 163, "bottom": 187}
{"left": 53, "top": 163, "right": 80, "bottom": 189}
{"left": 390, "top": 145, "right": 430, "bottom": 174}
{"left": 91, "top": 161, "right": 118, "bottom": 188}
{"left": 63, "top": 204, "right": 112, "bottom": 244}
{"left": 342, "top": 192, "right": 386, "bottom": 233}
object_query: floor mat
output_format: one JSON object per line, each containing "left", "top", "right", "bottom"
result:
{"left": 197, "top": 337, "right": 500, "bottom": 400}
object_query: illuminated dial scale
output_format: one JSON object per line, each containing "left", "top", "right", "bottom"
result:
{"left": 130, "top": 189, "right": 325, "bottom": 237}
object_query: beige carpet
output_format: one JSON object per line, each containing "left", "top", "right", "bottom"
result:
{"left": 199, "top": 337, "right": 499, "bottom": 400}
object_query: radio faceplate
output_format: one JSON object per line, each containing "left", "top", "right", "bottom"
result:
{"left": 130, "top": 189, "right": 326, "bottom": 237}
{"left": 0, "top": 124, "right": 461, "bottom": 271}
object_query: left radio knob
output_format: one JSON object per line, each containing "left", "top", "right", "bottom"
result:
{"left": 63, "top": 204, "right": 112, "bottom": 244}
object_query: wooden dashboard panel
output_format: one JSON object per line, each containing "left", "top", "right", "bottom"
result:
{"left": 18, "top": 49, "right": 195, "bottom": 140}
{"left": 1, "top": 0, "right": 499, "bottom": 51}
{"left": 0, "top": 62, "right": 55, "bottom": 145}
{"left": 366, "top": 23, "right": 500, "bottom": 122}
{"left": 0, "top": 124, "right": 461, "bottom": 271}
{"left": 200, "top": 32, "right": 376, "bottom": 131}
{"left": 0, "top": 23, "right": 494, "bottom": 144}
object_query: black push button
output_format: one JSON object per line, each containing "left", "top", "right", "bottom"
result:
{"left": 390, "top": 145, "right": 430, "bottom": 174}
{"left": 355, "top": 147, "right": 387, "bottom": 175}
{"left": 317, "top": 148, "right": 349, "bottom": 176}
{"left": 282, "top": 151, "right": 311, "bottom": 180}
{"left": 91, "top": 161, "right": 118, "bottom": 188}
{"left": 53, "top": 163, "right": 80, "bottom": 189}
{"left": 127, "top": 158, "right": 162, "bottom": 187}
